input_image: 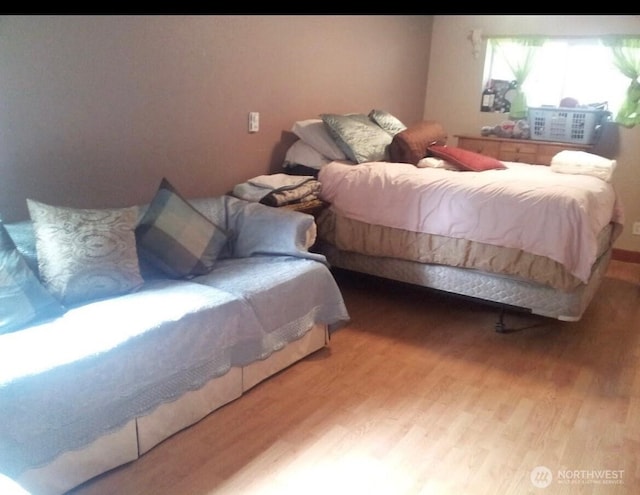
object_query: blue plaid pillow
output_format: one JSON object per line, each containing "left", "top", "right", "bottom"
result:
{"left": 0, "top": 220, "right": 66, "bottom": 334}
{"left": 135, "top": 178, "right": 229, "bottom": 279}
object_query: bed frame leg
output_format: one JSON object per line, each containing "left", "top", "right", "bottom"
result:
{"left": 495, "top": 308, "right": 507, "bottom": 333}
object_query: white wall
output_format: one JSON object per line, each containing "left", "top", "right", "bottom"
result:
{"left": 424, "top": 15, "right": 640, "bottom": 254}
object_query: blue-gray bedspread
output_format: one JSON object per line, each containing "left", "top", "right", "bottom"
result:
{"left": 0, "top": 196, "right": 349, "bottom": 477}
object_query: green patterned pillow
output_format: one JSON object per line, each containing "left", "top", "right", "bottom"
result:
{"left": 0, "top": 220, "right": 66, "bottom": 333}
{"left": 368, "top": 109, "right": 407, "bottom": 136}
{"left": 27, "top": 200, "right": 144, "bottom": 306}
{"left": 321, "top": 113, "right": 392, "bottom": 163}
{"left": 135, "top": 178, "right": 229, "bottom": 279}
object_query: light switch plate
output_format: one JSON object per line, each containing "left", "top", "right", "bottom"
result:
{"left": 249, "top": 112, "right": 259, "bottom": 133}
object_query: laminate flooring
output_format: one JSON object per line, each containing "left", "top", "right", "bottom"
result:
{"left": 70, "top": 260, "right": 640, "bottom": 495}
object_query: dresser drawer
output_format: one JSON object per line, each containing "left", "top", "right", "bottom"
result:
{"left": 456, "top": 137, "right": 500, "bottom": 158}
{"left": 499, "top": 151, "right": 537, "bottom": 163}
{"left": 455, "top": 135, "right": 594, "bottom": 166}
{"left": 499, "top": 141, "right": 537, "bottom": 154}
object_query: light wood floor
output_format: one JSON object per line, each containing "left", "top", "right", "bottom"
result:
{"left": 71, "top": 261, "right": 640, "bottom": 495}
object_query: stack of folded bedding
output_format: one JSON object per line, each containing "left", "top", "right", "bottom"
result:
{"left": 232, "top": 174, "right": 322, "bottom": 207}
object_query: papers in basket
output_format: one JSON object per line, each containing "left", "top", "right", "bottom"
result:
{"left": 550, "top": 150, "right": 617, "bottom": 183}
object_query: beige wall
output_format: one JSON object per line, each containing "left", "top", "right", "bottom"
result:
{"left": 0, "top": 15, "right": 433, "bottom": 221}
{"left": 3, "top": 14, "right": 638, "bottom": 255}
{"left": 424, "top": 15, "right": 640, "bottom": 254}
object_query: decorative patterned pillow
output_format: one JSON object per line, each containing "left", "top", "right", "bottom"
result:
{"left": 0, "top": 220, "right": 66, "bottom": 334}
{"left": 26, "top": 200, "right": 144, "bottom": 306}
{"left": 368, "top": 109, "right": 407, "bottom": 135}
{"left": 321, "top": 113, "right": 392, "bottom": 163}
{"left": 135, "top": 178, "right": 229, "bottom": 279}
{"left": 427, "top": 145, "right": 506, "bottom": 171}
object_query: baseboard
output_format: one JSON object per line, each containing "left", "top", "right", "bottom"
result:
{"left": 612, "top": 248, "right": 640, "bottom": 264}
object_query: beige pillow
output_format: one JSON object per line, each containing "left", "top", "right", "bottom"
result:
{"left": 27, "top": 199, "right": 144, "bottom": 306}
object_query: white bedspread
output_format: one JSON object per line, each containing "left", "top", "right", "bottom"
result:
{"left": 318, "top": 161, "right": 623, "bottom": 283}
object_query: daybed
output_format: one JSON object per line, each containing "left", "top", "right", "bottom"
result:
{"left": 0, "top": 180, "right": 349, "bottom": 495}
{"left": 282, "top": 111, "right": 622, "bottom": 324}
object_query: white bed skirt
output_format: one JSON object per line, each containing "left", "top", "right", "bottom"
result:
{"left": 17, "top": 323, "right": 328, "bottom": 495}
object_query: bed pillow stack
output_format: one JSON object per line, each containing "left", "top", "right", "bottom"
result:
{"left": 283, "top": 109, "right": 408, "bottom": 171}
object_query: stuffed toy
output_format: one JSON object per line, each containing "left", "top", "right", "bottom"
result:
{"left": 481, "top": 120, "right": 530, "bottom": 139}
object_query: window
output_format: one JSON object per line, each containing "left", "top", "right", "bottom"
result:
{"left": 483, "top": 38, "right": 629, "bottom": 117}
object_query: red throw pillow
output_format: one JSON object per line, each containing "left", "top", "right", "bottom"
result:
{"left": 427, "top": 145, "right": 506, "bottom": 171}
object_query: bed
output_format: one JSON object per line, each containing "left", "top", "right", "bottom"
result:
{"left": 282, "top": 111, "right": 623, "bottom": 326}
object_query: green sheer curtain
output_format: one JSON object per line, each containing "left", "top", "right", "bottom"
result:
{"left": 602, "top": 37, "right": 640, "bottom": 128}
{"left": 490, "top": 38, "right": 543, "bottom": 120}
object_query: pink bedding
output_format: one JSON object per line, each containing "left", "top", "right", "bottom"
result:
{"left": 318, "top": 161, "right": 623, "bottom": 284}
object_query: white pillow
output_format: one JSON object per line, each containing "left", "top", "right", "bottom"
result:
{"left": 283, "top": 140, "right": 333, "bottom": 170}
{"left": 291, "top": 119, "right": 348, "bottom": 161}
{"left": 416, "top": 156, "right": 459, "bottom": 170}
{"left": 550, "top": 150, "right": 617, "bottom": 182}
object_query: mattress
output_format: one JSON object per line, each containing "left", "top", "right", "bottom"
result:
{"left": 318, "top": 160, "right": 622, "bottom": 284}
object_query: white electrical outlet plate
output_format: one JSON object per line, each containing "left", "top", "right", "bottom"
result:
{"left": 248, "top": 112, "right": 259, "bottom": 133}
{"left": 633, "top": 221, "right": 640, "bottom": 236}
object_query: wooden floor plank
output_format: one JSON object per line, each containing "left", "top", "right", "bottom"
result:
{"left": 70, "top": 260, "right": 640, "bottom": 495}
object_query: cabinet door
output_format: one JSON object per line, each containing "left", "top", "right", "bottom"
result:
{"left": 457, "top": 137, "right": 500, "bottom": 158}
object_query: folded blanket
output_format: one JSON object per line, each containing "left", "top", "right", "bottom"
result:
{"left": 550, "top": 150, "right": 617, "bottom": 183}
{"left": 232, "top": 182, "right": 272, "bottom": 202}
{"left": 249, "top": 173, "right": 315, "bottom": 189}
{"left": 260, "top": 180, "right": 321, "bottom": 207}
{"left": 232, "top": 174, "right": 321, "bottom": 207}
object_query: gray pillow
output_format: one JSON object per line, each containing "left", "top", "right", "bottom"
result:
{"left": 27, "top": 200, "right": 144, "bottom": 306}
{"left": 135, "top": 178, "right": 229, "bottom": 279}
{"left": 0, "top": 220, "right": 66, "bottom": 334}
{"left": 368, "top": 109, "right": 407, "bottom": 135}
{"left": 321, "top": 113, "right": 392, "bottom": 163}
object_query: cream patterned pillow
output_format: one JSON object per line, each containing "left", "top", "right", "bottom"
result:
{"left": 26, "top": 200, "right": 144, "bottom": 306}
